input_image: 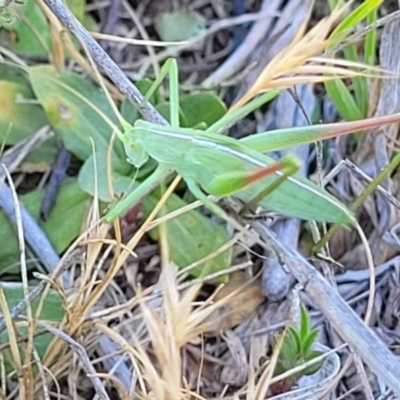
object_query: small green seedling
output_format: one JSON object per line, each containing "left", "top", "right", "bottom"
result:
{"left": 104, "top": 59, "right": 358, "bottom": 227}
{"left": 271, "top": 306, "right": 322, "bottom": 395}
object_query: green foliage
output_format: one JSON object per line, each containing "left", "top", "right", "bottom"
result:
{"left": 275, "top": 306, "right": 322, "bottom": 379}
{"left": 180, "top": 93, "right": 227, "bottom": 127}
{"left": 0, "top": 0, "right": 94, "bottom": 55}
{"left": 28, "top": 65, "right": 127, "bottom": 162}
{"left": 0, "top": 66, "right": 48, "bottom": 144}
{"left": 28, "top": 64, "right": 137, "bottom": 203}
{"left": 326, "top": 0, "right": 381, "bottom": 120}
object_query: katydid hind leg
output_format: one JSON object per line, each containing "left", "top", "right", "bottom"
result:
{"left": 240, "top": 157, "right": 301, "bottom": 215}
{"left": 186, "top": 179, "right": 269, "bottom": 249}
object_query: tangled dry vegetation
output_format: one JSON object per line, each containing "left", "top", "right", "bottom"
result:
{"left": 3, "top": 0, "right": 400, "bottom": 399}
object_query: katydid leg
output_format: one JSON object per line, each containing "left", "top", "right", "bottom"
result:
{"left": 140, "top": 58, "right": 180, "bottom": 128}
{"left": 105, "top": 164, "right": 171, "bottom": 222}
{"left": 240, "top": 155, "right": 301, "bottom": 215}
{"left": 186, "top": 178, "right": 273, "bottom": 253}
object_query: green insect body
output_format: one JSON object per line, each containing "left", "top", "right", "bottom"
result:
{"left": 119, "top": 120, "right": 353, "bottom": 224}
{"left": 104, "top": 57, "right": 399, "bottom": 227}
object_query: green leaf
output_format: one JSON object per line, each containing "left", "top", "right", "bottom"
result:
{"left": 0, "top": 283, "right": 64, "bottom": 372}
{"left": 28, "top": 65, "right": 131, "bottom": 171}
{"left": 2, "top": 0, "right": 95, "bottom": 56}
{"left": 0, "top": 8, "right": 13, "bottom": 26}
{"left": 0, "top": 178, "right": 90, "bottom": 274}
{"left": 0, "top": 78, "right": 47, "bottom": 144}
{"left": 78, "top": 150, "right": 135, "bottom": 202}
{"left": 156, "top": 101, "right": 187, "bottom": 126}
{"left": 325, "top": 0, "right": 382, "bottom": 120}
{"left": 303, "top": 350, "right": 323, "bottom": 376}
{"left": 279, "top": 340, "right": 298, "bottom": 366}
{"left": 302, "top": 330, "right": 319, "bottom": 355}
{"left": 141, "top": 189, "right": 232, "bottom": 278}
{"left": 180, "top": 93, "right": 227, "bottom": 128}
{"left": 364, "top": 8, "right": 378, "bottom": 66}
{"left": 288, "top": 327, "right": 302, "bottom": 354}
{"left": 300, "top": 305, "right": 310, "bottom": 339}
{"left": 155, "top": 10, "right": 206, "bottom": 42}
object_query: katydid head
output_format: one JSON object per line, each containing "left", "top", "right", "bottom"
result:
{"left": 123, "top": 128, "right": 149, "bottom": 168}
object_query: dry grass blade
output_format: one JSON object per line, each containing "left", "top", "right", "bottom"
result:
{"left": 230, "top": 6, "right": 384, "bottom": 111}
{"left": 253, "top": 326, "right": 287, "bottom": 400}
{"left": 90, "top": 32, "right": 188, "bottom": 47}
{"left": 2, "top": 166, "right": 35, "bottom": 398}
{"left": 37, "top": 321, "right": 110, "bottom": 400}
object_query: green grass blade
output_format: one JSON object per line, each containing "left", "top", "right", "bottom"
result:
{"left": 343, "top": 45, "right": 368, "bottom": 116}
{"left": 207, "top": 90, "right": 281, "bottom": 134}
{"left": 364, "top": 7, "right": 378, "bottom": 66}
{"left": 324, "top": 79, "right": 363, "bottom": 121}
{"left": 330, "top": 0, "right": 383, "bottom": 40}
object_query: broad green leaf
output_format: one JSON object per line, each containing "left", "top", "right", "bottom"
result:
{"left": 0, "top": 79, "right": 47, "bottom": 144}
{"left": 28, "top": 65, "right": 130, "bottom": 173}
{"left": 2, "top": 0, "right": 94, "bottom": 55}
{"left": 155, "top": 10, "right": 206, "bottom": 42}
{"left": 131, "top": 94, "right": 226, "bottom": 129}
{"left": 142, "top": 190, "right": 232, "bottom": 278}
{"left": 0, "top": 283, "right": 64, "bottom": 372}
{"left": 78, "top": 151, "right": 135, "bottom": 202}
{"left": 156, "top": 101, "right": 187, "bottom": 126}
{"left": 0, "top": 8, "right": 13, "bottom": 26}
{"left": 303, "top": 350, "right": 323, "bottom": 376}
{"left": 278, "top": 339, "right": 298, "bottom": 367}
{"left": 0, "top": 65, "right": 58, "bottom": 167}
{"left": 0, "top": 178, "right": 90, "bottom": 273}
{"left": 180, "top": 93, "right": 227, "bottom": 127}
{"left": 0, "top": 64, "right": 30, "bottom": 85}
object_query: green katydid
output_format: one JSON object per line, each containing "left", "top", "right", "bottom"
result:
{"left": 104, "top": 59, "right": 338, "bottom": 224}
{"left": 104, "top": 58, "right": 400, "bottom": 226}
